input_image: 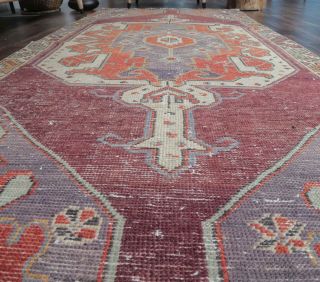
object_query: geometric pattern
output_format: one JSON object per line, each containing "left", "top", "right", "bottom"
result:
{"left": 37, "top": 22, "right": 296, "bottom": 88}
{"left": 249, "top": 214, "right": 320, "bottom": 266}
{"left": 249, "top": 213, "right": 307, "bottom": 255}
{"left": 96, "top": 87, "right": 240, "bottom": 175}
{"left": 1, "top": 8, "right": 320, "bottom": 281}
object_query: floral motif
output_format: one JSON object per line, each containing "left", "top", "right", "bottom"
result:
{"left": 249, "top": 214, "right": 307, "bottom": 254}
{"left": 249, "top": 214, "right": 320, "bottom": 266}
{"left": 52, "top": 206, "right": 102, "bottom": 245}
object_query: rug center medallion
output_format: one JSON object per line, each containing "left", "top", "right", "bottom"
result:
{"left": 37, "top": 19, "right": 296, "bottom": 175}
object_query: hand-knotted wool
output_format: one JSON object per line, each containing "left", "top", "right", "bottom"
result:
{"left": 0, "top": 8, "right": 320, "bottom": 281}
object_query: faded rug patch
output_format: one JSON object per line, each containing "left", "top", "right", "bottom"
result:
{"left": 0, "top": 8, "right": 320, "bottom": 281}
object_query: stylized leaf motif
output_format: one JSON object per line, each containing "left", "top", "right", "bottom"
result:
{"left": 0, "top": 171, "right": 35, "bottom": 208}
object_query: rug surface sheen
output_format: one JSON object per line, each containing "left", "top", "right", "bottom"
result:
{"left": 0, "top": 8, "right": 320, "bottom": 281}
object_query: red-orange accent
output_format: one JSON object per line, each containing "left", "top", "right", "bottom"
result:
{"left": 249, "top": 223, "right": 275, "bottom": 237}
{"left": 275, "top": 243, "right": 289, "bottom": 254}
{"left": 80, "top": 209, "right": 95, "bottom": 222}
{"left": 77, "top": 228, "right": 96, "bottom": 239}
{"left": 313, "top": 243, "right": 320, "bottom": 257}
{"left": 55, "top": 215, "right": 70, "bottom": 225}
{"left": 0, "top": 223, "right": 45, "bottom": 282}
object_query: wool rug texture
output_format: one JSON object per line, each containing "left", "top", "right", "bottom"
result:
{"left": 1, "top": 8, "right": 320, "bottom": 281}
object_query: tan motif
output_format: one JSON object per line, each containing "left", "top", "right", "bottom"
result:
{"left": 122, "top": 85, "right": 215, "bottom": 171}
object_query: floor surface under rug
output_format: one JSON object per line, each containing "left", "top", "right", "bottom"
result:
{"left": 0, "top": 8, "right": 320, "bottom": 282}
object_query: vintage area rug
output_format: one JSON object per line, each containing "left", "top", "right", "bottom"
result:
{"left": 1, "top": 8, "right": 320, "bottom": 281}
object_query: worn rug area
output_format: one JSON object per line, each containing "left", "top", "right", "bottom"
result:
{"left": 0, "top": 8, "right": 320, "bottom": 281}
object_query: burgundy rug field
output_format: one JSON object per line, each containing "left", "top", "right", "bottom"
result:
{"left": 0, "top": 8, "right": 320, "bottom": 281}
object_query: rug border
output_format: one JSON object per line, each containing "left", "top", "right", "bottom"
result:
{"left": 0, "top": 106, "right": 126, "bottom": 282}
{"left": 202, "top": 125, "right": 320, "bottom": 281}
{"left": 234, "top": 9, "right": 320, "bottom": 77}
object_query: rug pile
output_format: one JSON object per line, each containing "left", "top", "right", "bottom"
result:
{"left": 0, "top": 8, "right": 320, "bottom": 281}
